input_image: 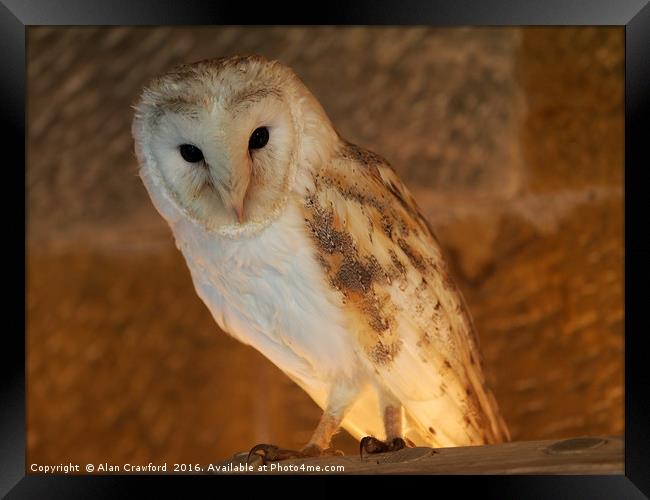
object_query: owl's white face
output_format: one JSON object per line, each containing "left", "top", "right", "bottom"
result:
{"left": 133, "top": 56, "right": 337, "bottom": 233}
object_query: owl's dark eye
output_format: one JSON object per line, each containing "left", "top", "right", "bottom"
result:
{"left": 248, "top": 127, "right": 269, "bottom": 150}
{"left": 179, "top": 144, "right": 204, "bottom": 163}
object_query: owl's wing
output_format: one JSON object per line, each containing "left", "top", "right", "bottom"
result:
{"left": 301, "top": 142, "right": 510, "bottom": 446}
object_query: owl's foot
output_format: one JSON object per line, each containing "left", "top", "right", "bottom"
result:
{"left": 247, "top": 444, "right": 303, "bottom": 465}
{"left": 359, "top": 436, "right": 411, "bottom": 458}
{"left": 247, "top": 443, "right": 344, "bottom": 465}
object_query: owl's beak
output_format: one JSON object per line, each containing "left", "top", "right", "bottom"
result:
{"left": 215, "top": 179, "right": 247, "bottom": 224}
{"left": 229, "top": 163, "right": 250, "bottom": 224}
{"left": 222, "top": 154, "right": 251, "bottom": 224}
{"left": 232, "top": 201, "right": 245, "bottom": 223}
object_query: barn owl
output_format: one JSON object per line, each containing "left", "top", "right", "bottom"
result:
{"left": 132, "top": 55, "right": 510, "bottom": 462}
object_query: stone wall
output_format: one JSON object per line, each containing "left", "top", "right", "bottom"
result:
{"left": 27, "top": 27, "right": 623, "bottom": 465}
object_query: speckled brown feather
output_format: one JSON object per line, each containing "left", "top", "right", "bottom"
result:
{"left": 301, "top": 141, "right": 510, "bottom": 446}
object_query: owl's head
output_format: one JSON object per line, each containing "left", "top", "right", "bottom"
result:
{"left": 132, "top": 55, "right": 338, "bottom": 234}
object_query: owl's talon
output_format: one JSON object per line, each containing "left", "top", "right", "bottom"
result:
{"left": 247, "top": 442, "right": 343, "bottom": 464}
{"left": 390, "top": 437, "right": 407, "bottom": 451}
{"left": 360, "top": 436, "right": 410, "bottom": 459}
{"left": 360, "top": 436, "right": 388, "bottom": 458}
{"left": 247, "top": 443, "right": 307, "bottom": 465}
{"left": 247, "top": 443, "right": 274, "bottom": 465}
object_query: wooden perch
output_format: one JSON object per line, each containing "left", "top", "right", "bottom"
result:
{"left": 212, "top": 436, "right": 623, "bottom": 475}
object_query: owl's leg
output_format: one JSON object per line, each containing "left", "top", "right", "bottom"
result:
{"left": 300, "top": 409, "right": 347, "bottom": 457}
{"left": 247, "top": 381, "right": 357, "bottom": 465}
{"left": 360, "top": 396, "right": 412, "bottom": 457}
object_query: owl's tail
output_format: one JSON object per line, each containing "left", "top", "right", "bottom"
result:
{"left": 401, "top": 385, "right": 511, "bottom": 448}
{"left": 337, "top": 378, "right": 510, "bottom": 449}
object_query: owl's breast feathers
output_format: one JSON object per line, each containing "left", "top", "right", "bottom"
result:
{"left": 299, "top": 141, "right": 510, "bottom": 446}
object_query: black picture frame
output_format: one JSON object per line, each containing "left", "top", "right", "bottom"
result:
{"left": 3, "top": 1, "right": 648, "bottom": 497}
